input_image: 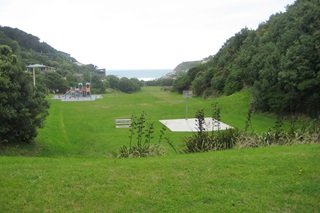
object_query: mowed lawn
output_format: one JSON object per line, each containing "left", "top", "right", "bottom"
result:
{"left": 0, "top": 145, "right": 319, "bottom": 212}
{"left": 1, "top": 87, "right": 319, "bottom": 212}
{"left": 34, "top": 87, "right": 280, "bottom": 158}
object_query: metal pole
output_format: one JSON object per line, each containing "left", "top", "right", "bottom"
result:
{"left": 186, "top": 97, "right": 188, "bottom": 120}
{"left": 33, "top": 68, "right": 35, "bottom": 87}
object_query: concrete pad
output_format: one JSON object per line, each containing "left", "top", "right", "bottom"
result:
{"left": 159, "top": 118, "right": 233, "bottom": 132}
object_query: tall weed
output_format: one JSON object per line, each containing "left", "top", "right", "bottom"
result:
{"left": 182, "top": 105, "right": 238, "bottom": 153}
{"left": 112, "top": 112, "right": 170, "bottom": 158}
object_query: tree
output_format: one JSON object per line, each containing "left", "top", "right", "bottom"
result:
{"left": 159, "top": 78, "right": 174, "bottom": 86}
{"left": 91, "top": 74, "right": 106, "bottom": 94}
{"left": 179, "top": 0, "right": 319, "bottom": 117}
{"left": 118, "top": 77, "right": 142, "bottom": 93}
{"left": 172, "top": 73, "right": 191, "bottom": 93}
{"left": 0, "top": 45, "right": 49, "bottom": 144}
{"left": 43, "top": 71, "right": 68, "bottom": 93}
{"left": 106, "top": 75, "right": 120, "bottom": 89}
{"left": 130, "top": 78, "right": 143, "bottom": 91}
{"left": 118, "top": 77, "right": 134, "bottom": 93}
{"left": 191, "top": 72, "right": 206, "bottom": 96}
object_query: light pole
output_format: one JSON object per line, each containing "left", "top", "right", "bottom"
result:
{"left": 183, "top": 90, "right": 193, "bottom": 120}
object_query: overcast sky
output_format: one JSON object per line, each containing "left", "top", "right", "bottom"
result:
{"left": 0, "top": 0, "right": 295, "bottom": 70}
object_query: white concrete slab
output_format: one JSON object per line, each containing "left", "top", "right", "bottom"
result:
{"left": 159, "top": 118, "right": 233, "bottom": 132}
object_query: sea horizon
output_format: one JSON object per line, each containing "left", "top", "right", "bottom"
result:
{"left": 106, "top": 69, "right": 172, "bottom": 81}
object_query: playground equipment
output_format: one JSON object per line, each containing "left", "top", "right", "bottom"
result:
{"left": 64, "top": 82, "right": 91, "bottom": 100}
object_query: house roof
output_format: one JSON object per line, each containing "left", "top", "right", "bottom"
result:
{"left": 26, "top": 64, "right": 49, "bottom": 68}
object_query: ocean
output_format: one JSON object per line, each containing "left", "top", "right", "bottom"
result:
{"left": 106, "top": 69, "right": 172, "bottom": 81}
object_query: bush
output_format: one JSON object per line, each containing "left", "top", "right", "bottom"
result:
{"left": 112, "top": 112, "right": 171, "bottom": 158}
{"left": 0, "top": 45, "right": 49, "bottom": 144}
{"left": 237, "top": 117, "right": 320, "bottom": 148}
{"left": 182, "top": 107, "right": 239, "bottom": 153}
{"left": 183, "top": 103, "right": 320, "bottom": 154}
{"left": 183, "top": 128, "right": 239, "bottom": 153}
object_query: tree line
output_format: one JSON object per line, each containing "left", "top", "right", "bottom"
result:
{"left": 172, "top": 0, "right": 319, "bottom": 117}
{"left": 0, "top": 26, "right": 147, "bottom": 94}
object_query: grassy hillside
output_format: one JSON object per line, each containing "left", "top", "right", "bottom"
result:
{"left": 0, "top": 144, "right": 319, "bottom": 212}
{"left": 31, "top": 87, "right": 287, "bottom": 158}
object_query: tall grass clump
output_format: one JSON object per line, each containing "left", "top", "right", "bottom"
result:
{"left": 112, "top": 112, "right": 170, "bottom": 158}
{"left": 259, "top": 116, "right": 320, "bottom": 146}
{"left": 183, "top": 103, "right": 239, "bottom": 153}
{"left": 237, "top": 115, "right": 320, "bottom": 148}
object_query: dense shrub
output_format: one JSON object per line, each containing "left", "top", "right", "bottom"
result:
{"left": 0, "top": 45, "right": 49, "bottom": 144}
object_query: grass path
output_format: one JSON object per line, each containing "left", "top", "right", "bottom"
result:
{"left": 37, "top": 102, "right": 72, "bottom": 156}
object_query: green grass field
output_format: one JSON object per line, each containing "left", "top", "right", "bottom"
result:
{"left": 1, "top": 145, "right": 319, "bottom": 212}
{"left": 33, "top": 87, "right": 285, "bottom": 158}
{"left": 1, "top": 87, "right": 319, "bottom": 212}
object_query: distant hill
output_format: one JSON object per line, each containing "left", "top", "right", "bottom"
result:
{"left": 0, "top": 26, "right": 76, "bottom": 65}
{"left": 167, "top": 55, "right": 213, "bottom": 78}
{"left": 164, "top": 61, "right": 201, "bottom": 78}
{"left": 0, "top": 26, "right": 57, "bottom": 53}
{"left": 173, "top": 61, "right": 200, "bottom": 73}
{"left": 0, "top": 26, "right": 105, "bottom": 77}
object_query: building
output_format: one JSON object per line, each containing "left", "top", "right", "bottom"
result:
{"left": 26, "top": 64, "right": 55, "bottom": 72}
{"left": 95, "top": 68, "right": 106, "bottom": 78}
{"left": 74, "top": 73, "right": 84, "bottom": 79}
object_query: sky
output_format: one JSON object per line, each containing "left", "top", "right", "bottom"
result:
{"left": 0, "top": 0, "right": 295, "bottom": 70}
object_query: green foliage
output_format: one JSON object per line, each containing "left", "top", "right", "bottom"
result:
{"left": 0, "top": 26, "right": 108, "bottom": 94}
{"left": 118, "top": 77, "right": 134, "bottom": 93}
{"left": 112, "top": 112, "right": 169, "bottom": 158}
{"left": 0, "top": 45, "right": 49, "bottom": 144}
{"left": 183, "top": 106, "right": 239, "bottom": 153}
{"left": 106, "top": 75, "right": 119, "bottom": 89}
{"left": 43, "top": 71, "right": 68, "bottom": 93}
{"left": 105, "top": 75, "right": 142, "bottom": 93}
{"left": 173, "top": 0, "right": 320, "bottom": 117}
{"left": 117, "top": 77, "right": 142, "bottom": 93}
{"left": 142, "top": 78, "right": 174, "bottom": 90}
{"left": 172, "top": 73, "right": 191, "bottom": 93}
{"left": 158, "top": 78, "right": 174, "bottom": 86}
{"left": 91, "top": 74, "right": 106, "bottom": 94}
{"left": 238, "top": 119, "right": 320, "bottom": 149}
{"left": 182, "top": 99, "right": 319, "bottom": 153}
{"left": 191, "top": 72, "right": 206, "bottom": 96}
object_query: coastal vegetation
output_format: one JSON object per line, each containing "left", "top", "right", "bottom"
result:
{"left": 172, "top": 0, "right": 320, "bottom": 117}
{"left": 0, "top": 45, "right": 49, "bottom": 144}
